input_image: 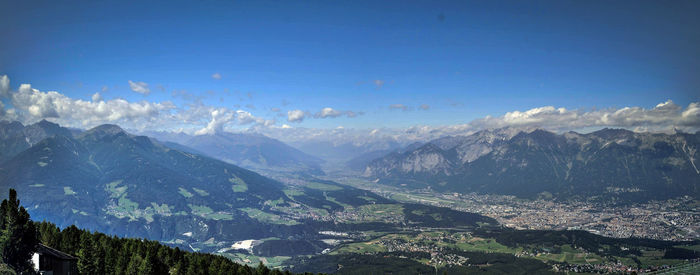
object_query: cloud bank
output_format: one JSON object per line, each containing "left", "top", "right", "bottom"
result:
{"left": 259, "top": 100, "right": 700, "bottom": 146}
{"left": 0, "top": 75, "right": 697, "bottom": 143}
{"left": 0, "top": 75, "right": 272, "bottom": 133}
{"left": 10, "top": 82, "right": 173, "bottom": 128}
{"left": 467, "top": 100, "right": 700, "bottom": 132}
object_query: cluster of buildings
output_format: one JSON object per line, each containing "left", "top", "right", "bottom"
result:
{"left": 554, "top": 260, "right": 700, "bottom": 274}
{"left": 376, "top": 233, "right": 480, "bottom": 267}
{"left": 554, "top": 262, "right": 644, "bottom": 274}
{"left": 389, "top": 190, "right": 699, "bottom": 241}
{"left": 330, "top": 206, "right": 405, "bottom": 224}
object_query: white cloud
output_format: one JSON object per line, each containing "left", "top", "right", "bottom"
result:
{"left": 16, "top": 84, "right": 59, "bottom": 118}
{"left": 309, "top": 107, "right": 364, "bottom": 119}
{"left": 419, "top": 104, "right": 430, "bottom": 110}
{"left": 212, "top": 73, "right": 222, "bottom": 80}
{"left": 389, "top": 104, "right": 410, "bottom": 111}
{"left": 194, "top": 108, "right": 234, "bottom": 135}
{"left": 237, "top": 110, "right": 273, "bottom": 125}
{"left": 190, "top": 108, "right": 276, "bottom": 135}
{"left": 92, "top": 92, "right": 103, "bottom": 102}
{"left": 0, "top": 75, "right": 9, "bottom": 98}
{"left": 189, "top": 109, "right": 277, "bottom": 136}
{"left": 128, "top": 80, "right": 150, "bottom": 95}
{"left": 464, "top": 100, "right": 700, "bottom": 132}
{"left": 287, "top": 110, "right": 306, "bottom": 123}
{"left": 193, "top": 108, "right": 277, "bottom": 135}
{"left": 374, "top": 79, "right": 385, "bottom": 88}
{"left": 316, "top": 107, "right": 342, "bottom": 118}
{"left": 236, "top": 110, "right": 256, "bottom": 124}
{"left": 9, "top": 82, "right": 174, "bottom": 129}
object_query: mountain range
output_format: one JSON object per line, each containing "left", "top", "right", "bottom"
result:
{"left": 0, "top": 120, "right": 494, "bottom": 256}
{"left": 0, "top": 121, "right": 292, "bottom": 241}
{"left": 364, "top": 128, "right": 700, "bottom": 201}
{"left": 142, "top": 130, "right": 324, "bottom": 174}
{"left": 2, "top": 119, "right": 699, "bottom": 273}
{"left": 0, "top": 120, "right": 74, "bottom": 163}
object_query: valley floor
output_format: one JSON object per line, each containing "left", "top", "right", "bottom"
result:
{"left": 330, "top": 177, "right": 700, "bottom": 242}
{"left": 188, "top": 174, "right": 699, "bottom": 274}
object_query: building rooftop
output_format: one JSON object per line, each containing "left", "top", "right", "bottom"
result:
{"left": 36, "top": 244, "right": 77, "bottom": 261}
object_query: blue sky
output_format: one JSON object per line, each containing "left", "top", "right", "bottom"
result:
{"left": 1, "top": 0, "right": 699, "bottom": 131}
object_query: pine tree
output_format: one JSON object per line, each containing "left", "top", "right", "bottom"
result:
{"left": 125, "top": 254, "right": 143, "bottom": 275}
{"left": 92, "top": 235, "right": 107, "bottom": 275}
{"left": 115, "top": 240, "right": 132, "bottom": 275}
{"left": 0, "top": 189, "right": 38, "bottom": 273}
{"left": 94, "top": 244, "right": 106, "bottom": 275}
{"left": 185, "top": 261, "right": 197, "bottom": 275}
{"left": 256, "top": 261, "right": 270, "bottom": 275}
{"left": 238, "top": 265, "right": 253, "bottom": 275}
{"left": 77, "top": 231, "right": 97, "bottom": 274}
{"left": 59, "top": 225, "right": 81, "bottom": 255}
{"left": 137, "top": 251, "right": 156, "bottom": 275}
{"left": 207, "top": 257, "right": 219, "bottom": 275}
{"left": 157, "top": 244, "right": 171, "bottom": 266}
{"left": 37, "top": 221, "right": 61, "bottom": 248}
{"left": 171, "top": 259, "right": 185, "bottom": 275}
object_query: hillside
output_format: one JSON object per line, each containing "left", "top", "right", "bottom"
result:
{"left": 0, "top": 123, "right": 291, "bottom": 242}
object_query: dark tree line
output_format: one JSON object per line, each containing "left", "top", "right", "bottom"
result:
{"left": 474, "top": 228, "right": 700, "bottom": 259}
{"left": 36, "top": 221, "right": 264, "bottom": 275}
{"left": 1, "top": 189, "right": 321, "bottom": 275}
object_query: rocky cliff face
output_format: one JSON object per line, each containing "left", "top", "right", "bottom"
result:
{"left": 364, "top": 128, "right": 525, "bottom": 177}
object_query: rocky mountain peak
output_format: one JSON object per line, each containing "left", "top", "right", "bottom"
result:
{"left": 84, "top": 124, "right": 126, "bottom": 137}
